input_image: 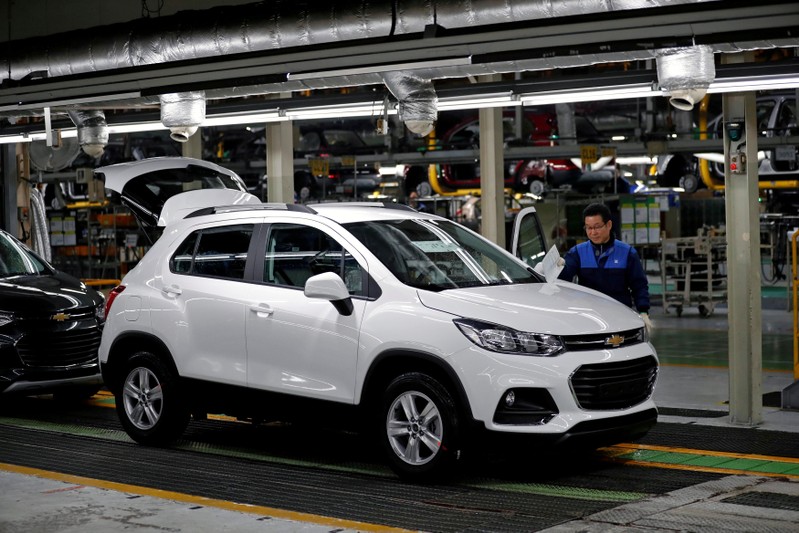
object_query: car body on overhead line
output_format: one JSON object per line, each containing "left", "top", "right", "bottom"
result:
{"left": 97, "top": 157, "right": 659, "bottom": 481}
{"left": 706, "top": 93, "right": 798, "bottom": 183}
{"left": 404, "top": 110, "right": 615, "bottom": 197}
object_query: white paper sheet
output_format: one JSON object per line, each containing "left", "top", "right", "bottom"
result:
{"left": 540, "top": 244, "right": 564, "bottom": 284}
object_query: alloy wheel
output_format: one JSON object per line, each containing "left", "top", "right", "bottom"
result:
{"left": 386, "top": 390, "right": 443, "bottom": 466}
{"left": 122, "top": 367, "right": 164, "bottom": 430}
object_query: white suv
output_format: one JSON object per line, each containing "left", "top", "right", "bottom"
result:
{"left": 98, "top": 157, "right": 658, "bottom": 480}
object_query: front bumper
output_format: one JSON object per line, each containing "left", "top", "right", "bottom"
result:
{"left": 474, "top": 407, "right": 658, "bottom": 451}
{"left": 0, "top": 364, "right": 102, "bottom": 395}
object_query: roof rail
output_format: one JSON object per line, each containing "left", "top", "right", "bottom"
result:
{"left": 308, "top": 201, "right": 416, "bottom": 212}
{"left": 185, "top": 203, "right": 315, "bottom": 219}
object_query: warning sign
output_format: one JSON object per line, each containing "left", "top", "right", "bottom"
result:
{"left": 309, "top": 158, "right": 329, "bottom": 177}
{"left": 580, "top": 145, "right": 598, "bottom": 165}
{"left": 600, "top": 146, "right": 617, "bottom": 159}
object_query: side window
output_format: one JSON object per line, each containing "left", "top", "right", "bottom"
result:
{"left": 169, "top": 224, "right": 253, "bottom": 279}
{"left": 171, "top": 232, "right": 198, "bottom": 273}
{"left": 516, "top": 213, "right": 547, "bottom": 269}
{"left": 263, "top": 223, "right": 365, "bottom": 296}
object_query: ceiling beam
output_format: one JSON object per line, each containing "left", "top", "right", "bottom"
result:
{"left": 1, "top": 2, "right": 796, "bottom": 110}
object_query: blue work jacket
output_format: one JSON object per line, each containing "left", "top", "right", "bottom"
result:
{"left": 558, "top": 238, "right": 650, "bottom": 312}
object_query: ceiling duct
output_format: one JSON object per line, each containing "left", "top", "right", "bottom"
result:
{"left": 381, "top": 71, "right": 437, "bottom": 136}
{"left": 160, "top": 91, "right": 206, "bottom": 142}
{"left": 2, "top": 0, "right": 797, "bottom": 129}
{"left": 0, "top": 2, "right": 726, "bottom": 121}
{"left": 656, "top": 45, "right": 716, "bottom": 111}
{"left": 67, "top": 109, "right": 109, "bottom": 158}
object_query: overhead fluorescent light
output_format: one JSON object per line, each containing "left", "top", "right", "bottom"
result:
{"left": 0, "top": 129, "right": 78, "bottom": 145}
{"left": 616, "top": 156, "right": 656, "bottom": 165}
{"left": 288, "top": 57, "right": 471, "bottom": 81}
{"left": 106, "top": 122, "right": 169, "bottom": 134}
{"left": 708, "top": 74, "right": 799, "bottom": 93}
{"left": 520, "top": 83, "right": 663, "bottom": 105}
{"left": 437, "top": 92, "right": 521, "bottom": 111}
{"left": 285, "top": 101, "right": 396, "bottom": 120}
{"left": 203, "top": 111, "right": 286, "bottom": 126}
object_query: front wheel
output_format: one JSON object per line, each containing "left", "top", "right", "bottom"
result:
{"left": 381, "top": 372, "right": 462, "bottom": 481}
{"left": 115, "top": 352, "right": 189, "bottom": 446}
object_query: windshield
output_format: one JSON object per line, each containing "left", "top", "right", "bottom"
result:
{"left": 0, "top": 232, "right": 51, "bottom": 278}
{"left": 346, "top": 219, "right": 539, "bottom": 291}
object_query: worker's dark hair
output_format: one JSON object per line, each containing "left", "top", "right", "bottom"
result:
{"left": 582, "top": 203, "right": 612, "bottom": 223}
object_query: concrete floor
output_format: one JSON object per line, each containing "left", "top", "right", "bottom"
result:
{"left": 2, "top": 302, "right": 797, "bottom": 533}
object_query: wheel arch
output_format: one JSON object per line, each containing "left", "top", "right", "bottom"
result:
{"left": 102, "top": 332, "right": 178, "bottom": 394}
{"left": 360, "top": 350, "right": 474, "bottom": 422}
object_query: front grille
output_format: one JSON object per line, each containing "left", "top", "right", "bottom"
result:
{"left": 570, "top": 355, "right": 658, "bottom": 410}
{"left": 562, "top": 328, "right": 646, "bottom": 351}
{"left": 16, "top": 327, "right": 101, "bottom": 368}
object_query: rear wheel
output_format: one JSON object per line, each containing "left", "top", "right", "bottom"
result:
{"left": 115, "top": 351, "right": 189, "bottom": 445}
{"left": 380, "top": 372, "right": 462, "bottom": 481}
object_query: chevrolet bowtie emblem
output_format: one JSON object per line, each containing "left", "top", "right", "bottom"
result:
{"left": 605, "top": 334, "right": 625, "bottom": 348}
{"left": 51, "top": 312, "right": 71, "bottom": 322}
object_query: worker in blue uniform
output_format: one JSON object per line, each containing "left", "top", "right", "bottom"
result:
{"left": 558, "top": 203, "right": 652, "bottom": 332}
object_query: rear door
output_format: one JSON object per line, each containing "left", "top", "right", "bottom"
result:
{"left": 156, "top": 221, "right": 260, "bottom": 386}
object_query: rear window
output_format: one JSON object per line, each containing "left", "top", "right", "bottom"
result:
{"left": 170, "top": 224, "right": 254, "bottom": 280}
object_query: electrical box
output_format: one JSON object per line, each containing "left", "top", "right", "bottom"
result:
{"left": 75, "top": 168, "right": 94, "bottom": 184}
{"left": 730, "top": 151, "right": 747, "bottom": 175}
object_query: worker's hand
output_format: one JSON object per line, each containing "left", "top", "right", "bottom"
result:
{"left": 640, "top": 312, "right": 653, "bottom": 335}
{"left": 556, "top": 257, "right": 565, "bottom": 267}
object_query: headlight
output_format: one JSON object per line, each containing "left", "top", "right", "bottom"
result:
{"left": 94, "top": 292, "right": 107, "bottom": 322}
{"left": 454, "top": 318, "right": 564, "bottom": 356}
{"left": 0, "top": 311, "right": 14, "bottom": 328}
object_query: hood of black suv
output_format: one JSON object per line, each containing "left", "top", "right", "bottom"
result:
{"left": 0, "top": 272, "right": 103, "bottom": 318}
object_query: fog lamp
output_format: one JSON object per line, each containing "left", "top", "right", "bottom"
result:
{"left": 504, "top": 390, "right": 516, "bottom": 407}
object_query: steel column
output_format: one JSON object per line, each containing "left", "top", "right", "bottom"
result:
{"left": 723, "top": 55, "right": 763, "bottom": 426}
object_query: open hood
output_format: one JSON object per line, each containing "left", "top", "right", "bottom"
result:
{"left": 95, "top": 157, "right": 252, "bottom": 236}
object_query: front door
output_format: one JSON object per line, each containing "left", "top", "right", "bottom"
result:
{"left": 510, "top": 206, "right": 548, "bottom": 269}
{"left": 245, "top": 221, "right": 367, "bottom": 403}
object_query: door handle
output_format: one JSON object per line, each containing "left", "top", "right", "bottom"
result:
{"left": 249, "top": 304, "right": 274, "bottom": 317}
{"left": 162, "top": 285, "right": 182, "bottom": 296}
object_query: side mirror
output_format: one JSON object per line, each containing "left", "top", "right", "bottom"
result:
{"left": 304, "top": 272, "right": 354, "bottom": 316}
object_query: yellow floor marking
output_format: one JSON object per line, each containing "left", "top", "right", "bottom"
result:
{"left": 0, "top": 462, "right": 414, "bottom": 533}
{"left": 603, "top": 457, "right": 799, "bottom": 480}
{"left": 608, "top": 442, "right": 799, "bottom": 464}
{"left": 601, "top": 443, "right": 799, "bottom": 480}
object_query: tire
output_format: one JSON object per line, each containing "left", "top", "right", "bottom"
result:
{"left": 404, "top": 166, "right": 432, "bottom": 198}
{"left": 529, "top": 179, "right": 546, "bottom": 196}
{"left": 680, "top": 174, "right": 699, "bottom": 194}
{"left": 380, "top": 372, "right": 462, "bottom": 481}
{"left": 416, "top": 181, "right": 433, "bottom": 197}
{"left": 115, "top": 351, "right": 189, "bottom": 446}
